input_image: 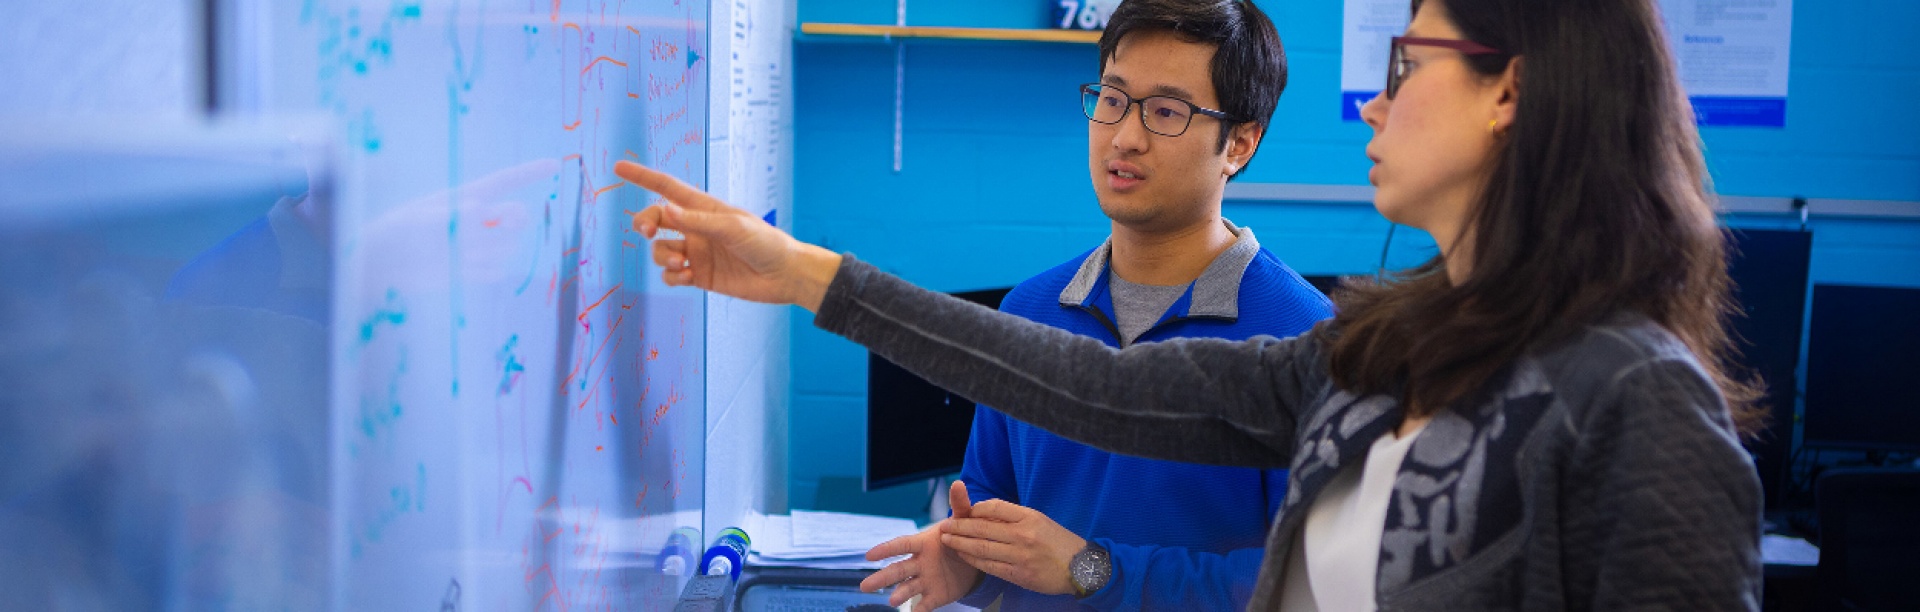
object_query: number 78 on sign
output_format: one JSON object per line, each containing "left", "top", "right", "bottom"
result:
{"left": 1054, "top": 0, "right": 1116, "bottom": 30}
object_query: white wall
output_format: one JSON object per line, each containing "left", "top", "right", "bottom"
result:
{"left": 703, "top": 0, "right": 795, "bottom": 540}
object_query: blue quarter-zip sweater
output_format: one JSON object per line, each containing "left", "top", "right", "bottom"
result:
{"left": 959, "top": 224, "right": 1332, "bottom": 610}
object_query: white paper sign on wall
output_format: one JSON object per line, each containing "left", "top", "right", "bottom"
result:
{"left": 1339, "top": 0, "right": 1793, "bottom": 127}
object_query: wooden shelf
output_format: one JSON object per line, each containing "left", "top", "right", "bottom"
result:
{"left": 799, "top": 23, "right": 1101, "bottom": 44}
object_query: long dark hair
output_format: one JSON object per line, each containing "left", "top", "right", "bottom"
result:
{"left": 1328, "top": 0, "right": 1763, "bottom": 433}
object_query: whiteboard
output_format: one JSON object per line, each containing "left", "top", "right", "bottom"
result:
{"left": 265, "top": 0, "right": 712, "bottom": 608}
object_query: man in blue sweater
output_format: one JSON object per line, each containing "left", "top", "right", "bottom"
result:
{"left": 860, "top": 1, "right": 1330, "bottom": 609}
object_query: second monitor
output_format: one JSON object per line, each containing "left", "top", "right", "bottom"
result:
{"left": 865, "top": 287, "right": 1013, "bottom": 491}
{"left": 1802, "top": 283, "right": 1920, "bottom": 453}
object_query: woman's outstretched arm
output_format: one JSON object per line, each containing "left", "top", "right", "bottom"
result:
{"left": 620, "top": 160, "right": 1325, "bottom": 467}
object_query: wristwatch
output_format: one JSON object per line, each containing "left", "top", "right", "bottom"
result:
{"left": 1068, "top": 542, "right": 1112, "bottom": 599}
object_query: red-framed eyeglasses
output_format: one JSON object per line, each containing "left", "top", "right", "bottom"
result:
{"left": 1385, "top": 36, "right": 1508, "bottom": 100}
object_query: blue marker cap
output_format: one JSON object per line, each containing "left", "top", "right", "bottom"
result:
{"left": 697, "top": 527, "right": 750, "bottom": 581}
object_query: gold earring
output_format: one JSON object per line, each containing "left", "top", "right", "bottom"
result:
{"left": 1488, "top": 119, "right": 1498, "bottom": 132}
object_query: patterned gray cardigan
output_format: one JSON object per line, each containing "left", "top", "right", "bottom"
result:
{"left": 815, "top": 257, "right": 1761, "bottom": 611}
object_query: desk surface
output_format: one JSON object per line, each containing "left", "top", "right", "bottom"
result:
{"left": 736, "top": 568, "right": 984, "bottom": 612}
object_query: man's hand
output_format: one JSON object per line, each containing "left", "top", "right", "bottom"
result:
{"left": 940, "top": 491, "right": 1088, "bottom": 596}
{"left": 616, "top": 161, "right": 841, "bottom": 311}
{"left": 858, "top": 481, "right": 984, "bottom": 608}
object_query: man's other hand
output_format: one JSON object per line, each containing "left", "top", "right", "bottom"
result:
{"left": 858, "top": 481, "right": 985, "bottom": 608}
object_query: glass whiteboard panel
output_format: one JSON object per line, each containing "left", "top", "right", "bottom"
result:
{"left": 265, "top": 0, "right": 712, "bottom": 608}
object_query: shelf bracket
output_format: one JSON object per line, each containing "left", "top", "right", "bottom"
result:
{"left": 893, "top": 0, "right": 906, "bottom": 173}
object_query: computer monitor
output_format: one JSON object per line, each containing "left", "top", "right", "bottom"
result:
{"left": 865, "top": 287, "right": 1012, "bottom": 491}
{"left": 1299, "top": 274, "right": 1355, "bottom": 296}
{"left": 1724, "top": 229, "right": 1812, "bottom": 508}
{"left": 1802, "top": 283, "right": 1920, "bottom": 452}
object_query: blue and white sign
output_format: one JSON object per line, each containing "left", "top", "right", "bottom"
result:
{"left": 1340, "top": 0, "right": 1794, "bottom": 127}
{"left": 1052, "top": 0, "right": 1118, "bottom": 31}
{"left": 1664, "top": 0, "right": 1794, "bottom": 127}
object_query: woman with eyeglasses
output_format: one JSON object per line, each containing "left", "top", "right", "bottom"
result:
{"left": 616, "top": 0, "right": 1763, "bottom": 608}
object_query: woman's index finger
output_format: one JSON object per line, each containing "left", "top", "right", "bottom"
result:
{"left": 614, "top": 161, "right": 723, "bottom": 212}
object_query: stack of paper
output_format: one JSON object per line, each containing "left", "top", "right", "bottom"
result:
{"left": 1761, "top": 534, "right": 1820, "bottom": 566}
{"left": 744, "top": 510, "right": 922, "bottom": 571}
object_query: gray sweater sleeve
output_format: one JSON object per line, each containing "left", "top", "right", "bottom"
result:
{"left": 1560, "top": 358, "right": 1764, "bottom": 610}
{"left": 813, "top": 256, "right": 1326, "bottom": 468}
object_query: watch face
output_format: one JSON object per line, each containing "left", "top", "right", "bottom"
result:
{"left": 1071, "top": 545, "right": 1112, "bottom": 596}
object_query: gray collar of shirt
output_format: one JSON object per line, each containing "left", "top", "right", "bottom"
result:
{"left": 1058, "top": 219, "right": 1261, "bottom": 320}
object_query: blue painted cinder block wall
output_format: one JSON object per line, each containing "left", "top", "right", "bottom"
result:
{"left": 788, "top": 0, "right": 1920, "bottom": 510}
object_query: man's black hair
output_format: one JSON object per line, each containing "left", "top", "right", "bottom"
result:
{"left": 1098, "top": 0, "right": 1287, "bottom": 179}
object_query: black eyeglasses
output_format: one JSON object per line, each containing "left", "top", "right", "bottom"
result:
{"left": 1385, "top": 36, "right": 1508, "bottom": 100}
{"left": 1080, "top": 83, "right": 1242, "bottom": 137}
